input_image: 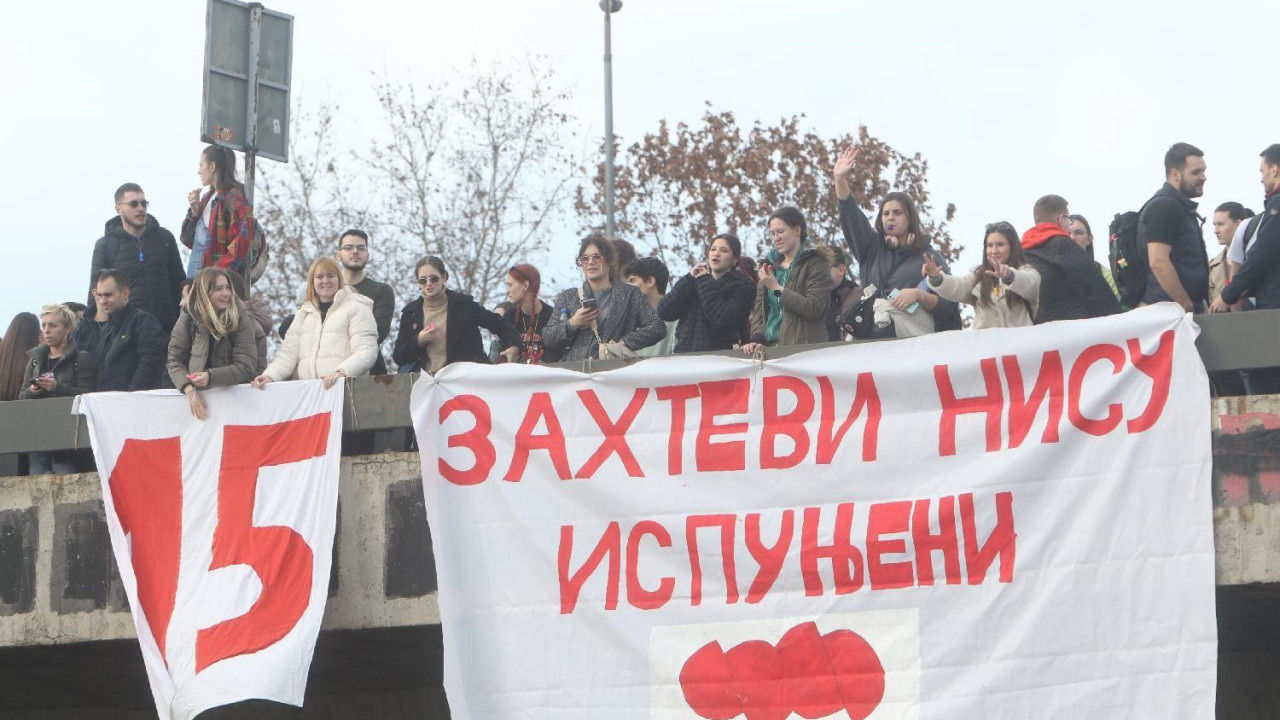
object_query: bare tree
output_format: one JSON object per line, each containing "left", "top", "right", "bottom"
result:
{"left": 576, "top": 106, "right": 959, "bottom": 272}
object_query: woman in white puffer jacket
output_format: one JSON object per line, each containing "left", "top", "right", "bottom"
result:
{"left": 252, "top": 257, "right": 378, "bottom": 390}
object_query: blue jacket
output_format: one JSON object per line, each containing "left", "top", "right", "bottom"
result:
{"left": 1222, "top": 193, "right": 1280, "bottom": 309}
{"left": 1138, "top": 182, "right": 1209, "bottom": 308}
{"left": 71, "top": 302, "right": 166, "bottom": 392}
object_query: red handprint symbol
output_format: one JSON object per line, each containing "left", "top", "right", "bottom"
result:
{"left": 679, "top": 621, "right": 885, "bottom": 720}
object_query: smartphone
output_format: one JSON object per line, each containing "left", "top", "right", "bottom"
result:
{"left": 581, "top": 298, "right": 598, "bottom": 312}
{"left": 888, "top": 288, "right": 919, "bottom": 314}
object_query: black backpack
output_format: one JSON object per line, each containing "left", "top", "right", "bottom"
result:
{"left": 1109, "top": 207, "right": 1149, "bottom": 309}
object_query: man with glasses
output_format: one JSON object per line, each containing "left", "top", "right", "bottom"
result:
{"left": 88, "top": 183, "right": 185, "bottom": 332}
{"left": 336, "top": 229, "right": 395, "bottom": 374}
{"left": 1021, "top": 195, "right": 1121, "bottom": 323}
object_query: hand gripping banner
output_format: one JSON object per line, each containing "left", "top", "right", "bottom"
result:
{"left": 76, "top": 380, "right": 345, "bottom": 720}
{"left": 411, "top": 304, "right": 1216, "bottom": 720}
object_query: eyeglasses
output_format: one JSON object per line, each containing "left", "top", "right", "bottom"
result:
{"left": 118, "top": 199, "right": 149, "bottom": 209}
{"left": 340, "top": 244, "right": 368, "bottom": 253}
{"left": 417, "top": 275, "right": 443, "bottom": 286}
{"left": 577, "top": 253, "right": 605, "bottom": 266}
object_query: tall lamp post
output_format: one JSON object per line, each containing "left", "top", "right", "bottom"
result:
{"left": 600, "top": 0, "right": 622, "bottom": 238}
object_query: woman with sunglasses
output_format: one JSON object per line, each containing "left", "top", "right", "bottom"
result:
{"left": 922, "top": 222, "right": 1041, "bottom": 329}
{"left": 504, "top": 264, "right": 557, "bottom": 363}
{"left": 251, "top": 257, "right": 378, "bottom": 390}
{"left": 543, "top": 234, "right": 665, "bottom": 361}
{"left": 181, "top": 145, "right": 258, "bottom": 279}
{"left": 833, "top": 145, "right": 960, "bottom": 336}
{"left": 168, "top": 267, "right": 259, "bottom": 419}
{"left": 392, "top": 256, "right": 521, "bottom": 374}
{"left": 660, "top": 233, "right": 756, "bottom": 353}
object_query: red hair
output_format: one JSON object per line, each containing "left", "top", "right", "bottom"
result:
{"left": 508, "top": 263, "right": 542, "bottom": 298}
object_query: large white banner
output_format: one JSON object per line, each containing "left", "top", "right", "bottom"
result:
{"left": 76, "top": 380, "right": 345, "bottom": 720}
{"left": 411, "top": 303, "right": 1217, "bottom": 719}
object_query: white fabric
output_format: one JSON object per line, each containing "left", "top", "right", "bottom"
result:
{"left": 930, "top": 265, "right": 1041, "bottom": 329}
{"left": 410, "top": 303, "right": 1215, "bottom": 720}
{"left": 75, "top": 380, "right": 345, "bottom": 720}
{"left": 265, "top": 286, "right": 378, "bottom": 380}
{"left": 1226, "top": 217, "right": 1251, "bottom": 265}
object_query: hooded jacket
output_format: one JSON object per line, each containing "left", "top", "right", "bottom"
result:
{"left": 543, "top": 282, "right": 666, "bottom": 362}
{"left": 750, "top": 243, "right": 833, "bottom": 346}
{"left": 90, "top": 215, "right": 185, "bottom": 332}
{"left": 166, "top": 297, "right": 260, "bottom": 392}
{"left": 19, "top": 340, "right": 96, "bottom": 399}
{"left": 1222, "top": 192, "right": 1280, "bottom": 309}
{"left": 263, "top": 287, "right": 378, "bottom": 381}
{"left": 1022, "top": 223, "right": 1121, "bottom": 323}
{"left": 659, "top": 268, "right": 755, "bottom": 353}
{"left": 392, "top": 289, "right": 521, "bottom": 372}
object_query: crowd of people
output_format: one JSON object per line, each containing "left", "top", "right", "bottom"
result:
{"left": 1, "top": 141, "right": 1278, "bottom": 472}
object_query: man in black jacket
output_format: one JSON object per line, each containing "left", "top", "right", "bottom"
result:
{"left": 1139, "top": 143, "right": 1210, "bottom": 312}
{"left": 336, "top": 229, "right": 395, "bottom": 374}
{"left": 89, "top": 183, "right": 185, "bottom": 333}
{"left": 1022, "top": 195, "right": 1121, "bottom": 323}
{"left": 73, "top": 269, "right": 166, "bottom": 392}
{"left": 1215, "top": 145, "right": 1280, "bottom": 313}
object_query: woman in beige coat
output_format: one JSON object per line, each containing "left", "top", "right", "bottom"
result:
{"left": 252, "top": 257, "right": 378, "bottom": 390}
{"left": 923, "top": 222, "right": 1041, "bottom": 330}
{"left": 168, "top": 268, "right": 259, "bottom": 419}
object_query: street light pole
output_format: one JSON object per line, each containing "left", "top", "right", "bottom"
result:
{"left": 600, "top": 0, "right": 622, "bottom": 238}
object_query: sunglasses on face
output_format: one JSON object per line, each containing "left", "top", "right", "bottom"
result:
{"left": 119, "top": 199, "right": 150, "bottom": 209}
{"left": 577, "top": 254, "right": 605, "bottom": 266}
{"left": 417, "top": 275, "right": 443, "bottom": 286}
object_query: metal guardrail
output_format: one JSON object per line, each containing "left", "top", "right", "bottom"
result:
{"left": 2, "top": 309, "right": 1279, "bottom": 457}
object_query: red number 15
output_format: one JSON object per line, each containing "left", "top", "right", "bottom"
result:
{"left": 108, "top": 413, "right": 332, "bottom": 672}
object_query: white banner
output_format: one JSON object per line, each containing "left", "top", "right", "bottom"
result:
{"left": 411, "top": 303, "right": 1217, "bottom": 719}
{"left": 76, "top": 380, "right": 345, "bottom": 720}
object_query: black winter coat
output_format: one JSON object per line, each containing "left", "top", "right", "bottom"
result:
{"left": 392, "top": 290, "right": 521, "bottom": 372}
{"left": 90, "top": 215, "right": 186, "bottom": 332}
{"left": 71, "top": 303, "right": 166, "bottom": 391}
{"left": 1024, "top": 235, "right": 1122, "bottom": 323}
{"left": 1223, "top": 193, "right": 1280, "bottom": 309}
{"left": 658, "top": 270, "right": 754, "bottom": 353}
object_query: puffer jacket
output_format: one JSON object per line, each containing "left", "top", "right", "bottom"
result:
{"left": 263, "top": 287, "right": 378, "bottom": 381}
{"left": 750, "top": 244, "right": 832, "bottom": 346}
{"left": 166, "top": 297, "right": 260, "bottom": 392}
{"left": 928, "top": 265, "right": 1041, "bottom": 329}
{"left": 90, "top": 215, "right": 186, "bottom": 332}
{"left": 19, "top": 340, "right": 96, "bottom": 399}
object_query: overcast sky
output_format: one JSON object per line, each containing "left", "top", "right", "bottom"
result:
{"left": 1, "top": 0, "right": 1272, "bottom": 329}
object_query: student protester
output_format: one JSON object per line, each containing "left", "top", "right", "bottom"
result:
{"left": 74, "top": 270, "right": 166, "bottom": 392}
{"left": 1021, "top": 195, "right": 1120, "bottom": 322}
{"left": 0, "top": 313, "right": 41, "bottom": 402}
{"left": 1209, "top": 202, "right": 1254, "bottom": 306}
{"left": 90, "top": 183, "right": 186, "bottom": 333}
{"left": 18, "top": 305, "right": 94, "bottom": 473}
{"left": 487, "top": 301, "right": 515, "bottom": 363}
{"left": 252, "top": 257, "right": 377, "bottom": 390}
{"left": 505, "top": 264, "right": 556, "bottom": 364}
{"left": 181, "top": 145, "right": 257, "bottom": 278}
{"left": 923, "top": 222, "right": 1040, "bottom": 329}
{"left": 658, "top": 233, "right": 755, "bottom": 353}
{"left": 817, "top": 245, "right": 861, "bottom": 341}
{"left": 735, "top": 257, "right": 759, "bottom": 345}
{"left": 833, "top": 147, "right": 956, "bottom": 337}
{"left": 336, "top": 229, "right": 395, "bottom": 374}
{"left": 168, "top": 268, "right": 259, "bottom": 419}
{"left": 62, "top": 302, "right": 88, "bottom": 322}
{"left": 612, "top": 238, "right": 639, "bottom": 278}
{"left": 1066, "top": 214, "right": 1122, "bottom": 305}
{"left": 544, "top": 234, "right": 666, "bottom": 361}
{"left": 225, "top": 270, "right": 271, "bottom": 373}
{"left": 742, "top": 207, "right": 832, "bottom": 354}
{"left": 392, "top": 256, "right": 520, "bottom": 374}
{"left": 1139, "top": 143, "right": 1210, "bottom": 312}
{"left": 625, "top": 257, "right": 677, "bottom": 357}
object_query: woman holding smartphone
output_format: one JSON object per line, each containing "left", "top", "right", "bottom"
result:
{"left": 832, "top": 145, "right": 957, "bottom": 336}
{"left": 659, "top": 233, "right": 755, "bottom": 353}
{"left": 167, "top": 267, "right": 259, "bottom": 419}
{"left": 392, "top": 256, "right": 520, "bottom": 374}
{"left": 543, "top": 234, "right": 665, "bottom": 361}
{"left": 741, "top": 207, "right": 832, "bottom": 354}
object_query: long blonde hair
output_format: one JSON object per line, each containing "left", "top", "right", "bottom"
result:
{"left": 189, "top": 268, "right": 240, "bottom": 339}
{"left": 305, "top": 256, "right": 346, "bottom": 308}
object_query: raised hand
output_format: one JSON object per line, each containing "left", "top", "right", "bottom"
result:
{"left": 833, "top": 146, "right": 860, "bottom": 180}
{"left": 922, "top": 254, "right": 943, "bottom": 279}
{"left": 983, "top": 259, "right": 1011, "bottom": 281}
